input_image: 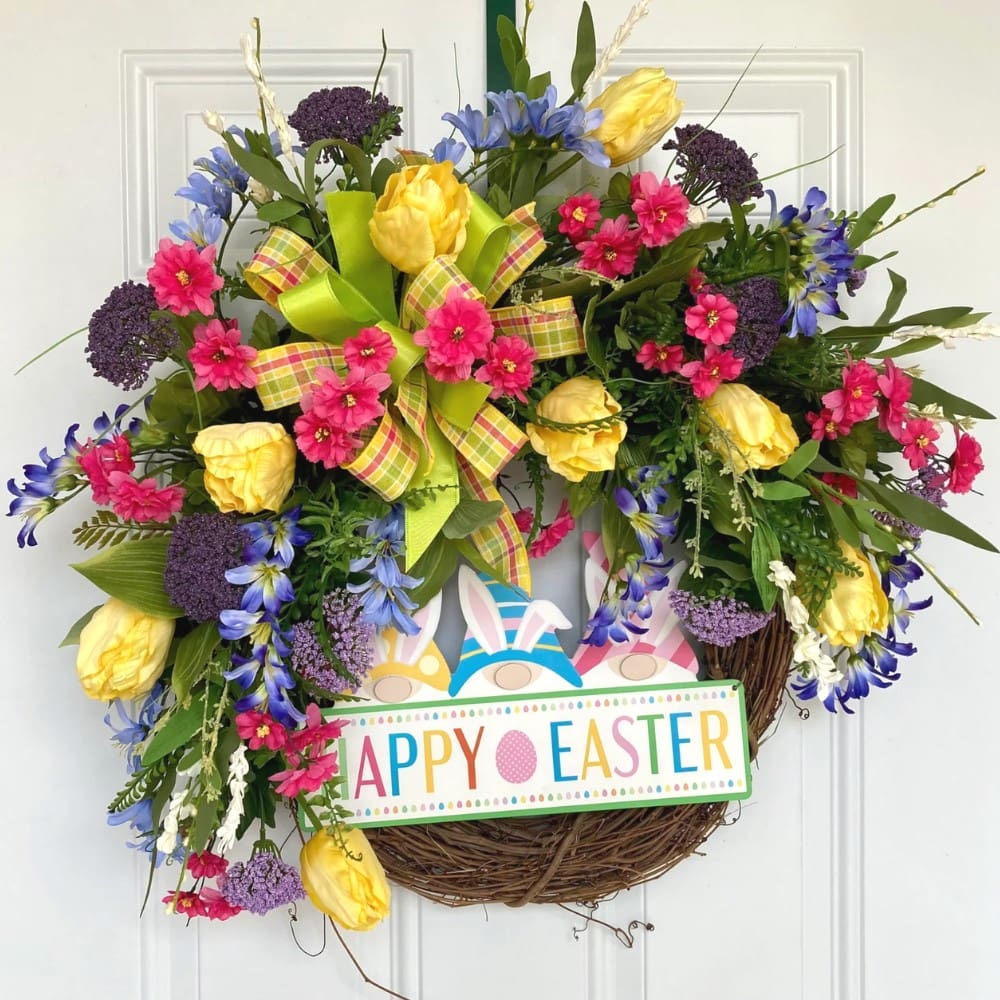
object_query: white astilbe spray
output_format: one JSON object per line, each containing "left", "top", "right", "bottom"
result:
{"left": 201, "top": 110, "right": 226, "bottom": 136}
{"left": 890, "top": 322, "right": 1000, "bottom": 348}
{"left": 584, "top": 0, "right": 653, "bottom": 97}
{"left": 239, "top": 20, "right": 294, "bottom": 160}
{"left": 156, "top": 782, "right": 196, "bottom": 858}
{"left": 768, "top": 560, "right": 843, "bottom": 701}
{"left": 216, "top": 744, "right": 250, "bottom": 854}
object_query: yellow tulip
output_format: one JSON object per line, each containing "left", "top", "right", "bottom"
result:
{"left": 701, "top": 383, "right": 798, "bottom": 474}
{"left": 193, "top": 422, "right": 296, "bottom": 514}
{"left": 76, "top": 598, "right": 174, "bottom": 700}
{"left": 587, "top": 67, "right": 684, "bottom": 167}
{"left": 368, "top": 162, "right": 472, "bottom": 274}
{"left": 816, "top": 541, "right": 890, "bottom": 647}
{"left": 525, "top": 376, "right": 626, "bottom": 482}
{"left": 300, "top": 827, "right": 391, "bottom": 931}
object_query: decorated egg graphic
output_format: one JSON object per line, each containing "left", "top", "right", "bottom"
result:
{"left": 495, "top": 729, "right": 538, "bottom": 784}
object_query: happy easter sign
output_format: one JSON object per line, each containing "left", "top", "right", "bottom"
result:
{"left": 326, "top": 680, "right": 751, "bottom": 827}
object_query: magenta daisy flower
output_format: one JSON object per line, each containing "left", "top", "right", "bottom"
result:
{"left": 557, "top": 193, "right": 602, "bottom": 243}
{"left": 147, "top": 239, "right": 223, "bottom": 316}
{"left": 293, "top": 408, "right": 363, "bottom": 468}
{"left": 898, "top": 418, "right": 940, "bottom": 470}
{"left": 413, "top": 287, "right": 494, "bottom": 383}
{"left": 305, "top": 367, "right": 390, "bottom": 432}
{"left": 577, "top": 215, "right": 641, "bottom": 279}
{"left": 188, "top": 319, "right": 258, "bottom": 391}
{"left": 685, "top": 292, "right": 738, "bottom": 346}
{"left": 679, "top": 344, "right": 744, "bottom": 399}
{"left": 106, "top": 473, "right": 184, "bottom": 522}
{"left": 343, "top": 326, "right": 396, "bottom": 376}
{"left": 474, "top": 334, "right": 536, "bottom": 401}
{"left": 630, "top": 172, "right": 689, "bottom": 247}
{"left": 636, "top": 341, "right": 685, "bottom": 374}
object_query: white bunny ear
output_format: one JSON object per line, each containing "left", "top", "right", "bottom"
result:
{"left": 392, "top": 592, "right": 441, "bottom": 665}
{"left": 584, "top": 559, "right": 606, "bottom": 615}
{"left": 513, "top": 599, "right": 572, "bottom": 651}
{"left": 372, "top": 630, "right": 392, "bottom": 666}
{"left": 458, "top": 566, "right": 507, "bottom": 654}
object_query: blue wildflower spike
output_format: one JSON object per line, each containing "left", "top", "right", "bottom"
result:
{"left": 448, "top": 566, "right": 582, "bottom": 696}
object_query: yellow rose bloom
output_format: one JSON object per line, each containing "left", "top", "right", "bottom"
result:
{"left": 193, "top": 422, "right": 296, "bottom": 514}
{"left": 76, "top": 598, "right": 174, "bottom": 701}
{"left": 525, "top": 376, "right": 626, "bottom": 482}
{"left": 816, "top": 541, "right": 890, "bottom": 647}
{"left": 368, "top": 162, "right": 472, "bottom": 274}
{"left": 587, "top": 67, "right": 684, "bottom": 167}
{"left": 301, "top": 827, "right": 391, "bottom": 931}
{"left": 701, "top": 383, "right": 798, "bottom": 474}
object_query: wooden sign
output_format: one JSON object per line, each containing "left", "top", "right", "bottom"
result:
{"left": 323, "top": 680, "right": 751, "bottom": 828}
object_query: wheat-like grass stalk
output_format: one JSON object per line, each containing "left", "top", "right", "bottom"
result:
{"left": 584, "top": 0, "right": 654, "bottom": 97}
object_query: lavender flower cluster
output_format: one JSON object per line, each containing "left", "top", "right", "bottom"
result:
{"left": 291, "top": 589, "right": 374, "bottom": 694}
{"left": 220, "top": 852, "right": 305, "bottom": 915}
{"left": 668, "top": 590, "right": 775, "bottom": 647}
{"left": 664, "top": 124, "right": 764, "bottom": 205}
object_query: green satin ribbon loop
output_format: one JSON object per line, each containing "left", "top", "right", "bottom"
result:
{"left": 404, "top": 415, "right": 459, "bottom": 565}
{"left": 325, "top": 191, "right": 398, "bottom": 321}
{"left": 381, "top": 321, "right": 425, "bottom": 386}
{"left": 278, "top": 269, "right": 378, "bottom": 342}
{"left": 427, "top": 377, "right": 491, "bottom": 432}
{"left": 456, "top": 192, "right": 510, "bottom": 294}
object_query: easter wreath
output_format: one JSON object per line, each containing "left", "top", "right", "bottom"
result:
{"left": 8, "top": 2, "right": 996, "bottom": 940}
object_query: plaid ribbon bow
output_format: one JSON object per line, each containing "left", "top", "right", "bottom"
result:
{"left": 244, "top": 190, "right": 585, "bottom": 590}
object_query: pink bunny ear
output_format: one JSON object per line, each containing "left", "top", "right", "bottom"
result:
{"left": 513, "top": 600, "right": 571, "bottom": 652}
{"left": 584, "top": 558, "right": 606, "bottom": 616}
{"left": 458, "top": 566, "right": 507, "bottom": 655}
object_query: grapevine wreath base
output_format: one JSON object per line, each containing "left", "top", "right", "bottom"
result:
{"left": 368, "top": 615, "right": 794, "bottom": 907}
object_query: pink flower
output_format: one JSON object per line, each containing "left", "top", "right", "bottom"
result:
{"left": 293, "top": 408, "right": 363, "bottom": 468}
{"left": 474, "top": 334, "right": 536, "bottom": 402}
{"left": 270, "top": 751, "right": 339, "bottom": 798}
{"left": 107, "top": 473, "right": 184, "bottom": 522}
{"left": 147, "top": 238, "right": 223, "bottom": 316}
{"left": 679, "top": 344, "right": 744, "bottom": 399}
{"left": 305, "top": 367, "right": 390, "bottom": 433}
{"left": 630, "top": 172, "right": 689, "bottom": 247}
{"left": 187, "top": 851, "right": 229, "bottom": 880}
{"left": 876, "top": 358, "right": 912, "bottom": 438}
{"left": 577, "top": 215, "right": 641, "bottom": 279}
{"left": 512, "top": 508, "right": 534, "bottom": 532}
{"left": 822, "top": 360, "right": 879, "bottom": 426}
{"left": 527, "top": 500, "right": 575, "bottom": 559}
{"left": 946, "top": 427, "right": 984, "bottom": 494}
{"left": 807, "top": 407, "right": 853, "bottom": 441}
{"left": 819, "top": 472, "right": 859, "bottom": 503}
{"left": 344, "top": 326, "right": 396, "bottom": 376}
{"left": 557, "top": 193, "right": 602, "bottom": 243}
{"left": 235, "top": 710, "right": 287, "bottom": 751}
{"left": 287, "top": 703, "right": 348, "bottom": 755}
{"left": 163, "top": 891, "right": 208, "bottom": 918}
{"left": 413, "top": 287, "right": 495, "bottom": 383}
{"left": 898, "top": 417, "right": 941, "bottom": 470}
{"left": 687, "top": 268, "right": 707, "bottom": 294}
{"left": 685, "top": 292, "right": 738, "bottom": 346}
{"left": 78, "top": 435, "right": 135, "bottom": 504}
{"left": 636, "top": 341, "right": 685, "bottom": 374}
{"left": 188, "top": 319, "right": 258, "bottom": 392}
{"left": 199, "top": 887, "right": 242, "bottom": 921}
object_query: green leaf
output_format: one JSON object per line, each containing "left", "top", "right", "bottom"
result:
{"left": 254, "top": 198, "right": 305, "bottom": 223}
{"left": 222, "top": 132, "right": 307, "bottom": 204}
{"left": 820, "top": 493, "right": 861, "bottom": 549}
{"left": 859, "top": 480, "right": 998, "bottom": 552}
{"left": 513, "top": 58, "right": 531, "bottom": 93}
{"left": 142, "top": 695, "right": 206, "bottom": 766}
{"left": 870, "top": 335, "right": 943, "bottom": 360}
{"left": 607, "top": 172, "right": 631, "bottom": 202}
{"left": 372, "top": 157, "right": 396, "bottom": 196}
{"left": 441, "top": 498, "right": 504, "bottom": 539}
{"left": 697, "top": 553, "right": 753, "bottom": 581}
{"left": 496, "top": 15, "right": 523, "bottom": 79}
{"left": 779, "top": 439, "right": 820, "bottom": 481}
{"left": 407, "top": 537, "right": 459, "bottom": 608}
{"left": 848, "top": 192, "right": 896, "bottom": 248}
{"left": 171, "top": 622, "right": 220, "bottom": 703}
{"left": 750, "top": 521, "right": 780, "bottom": 610}
{"left": 60, "top": 605, "right": 101, "bottom": 647}
{"left": 280, "top": 215, "right": 319, "bottom": 242}
{"left": 569, "top": 2, "right": 596, "bottom": 98}
{"left": 600, "top": 249, "right": 705, "bottom": 306}
{"left": 908, "top": 377, "right": 995, "bottom": 420}
{"left": 758, "top": 480, "right": 812, "bottom": 501}
{"left": 249, "top": 310, "right": 280, "bottom": 350}
{"left": 582, "top": 294, "right": 604, "bottom": 372}
{"left": 844, "top": 501, "right": 900, "bottom": 554}
{"left": 72, "top": 537, "right": 183, "bottom": 618}
{"left": 525, "top": 71, "right": 552, "bottom": 100}
{"left": 875, "top": 269, "right": 908, "bottom": 325}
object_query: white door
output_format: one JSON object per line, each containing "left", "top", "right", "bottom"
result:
{"left": 3, "top": 2, "right": 998, "bottom": 999}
